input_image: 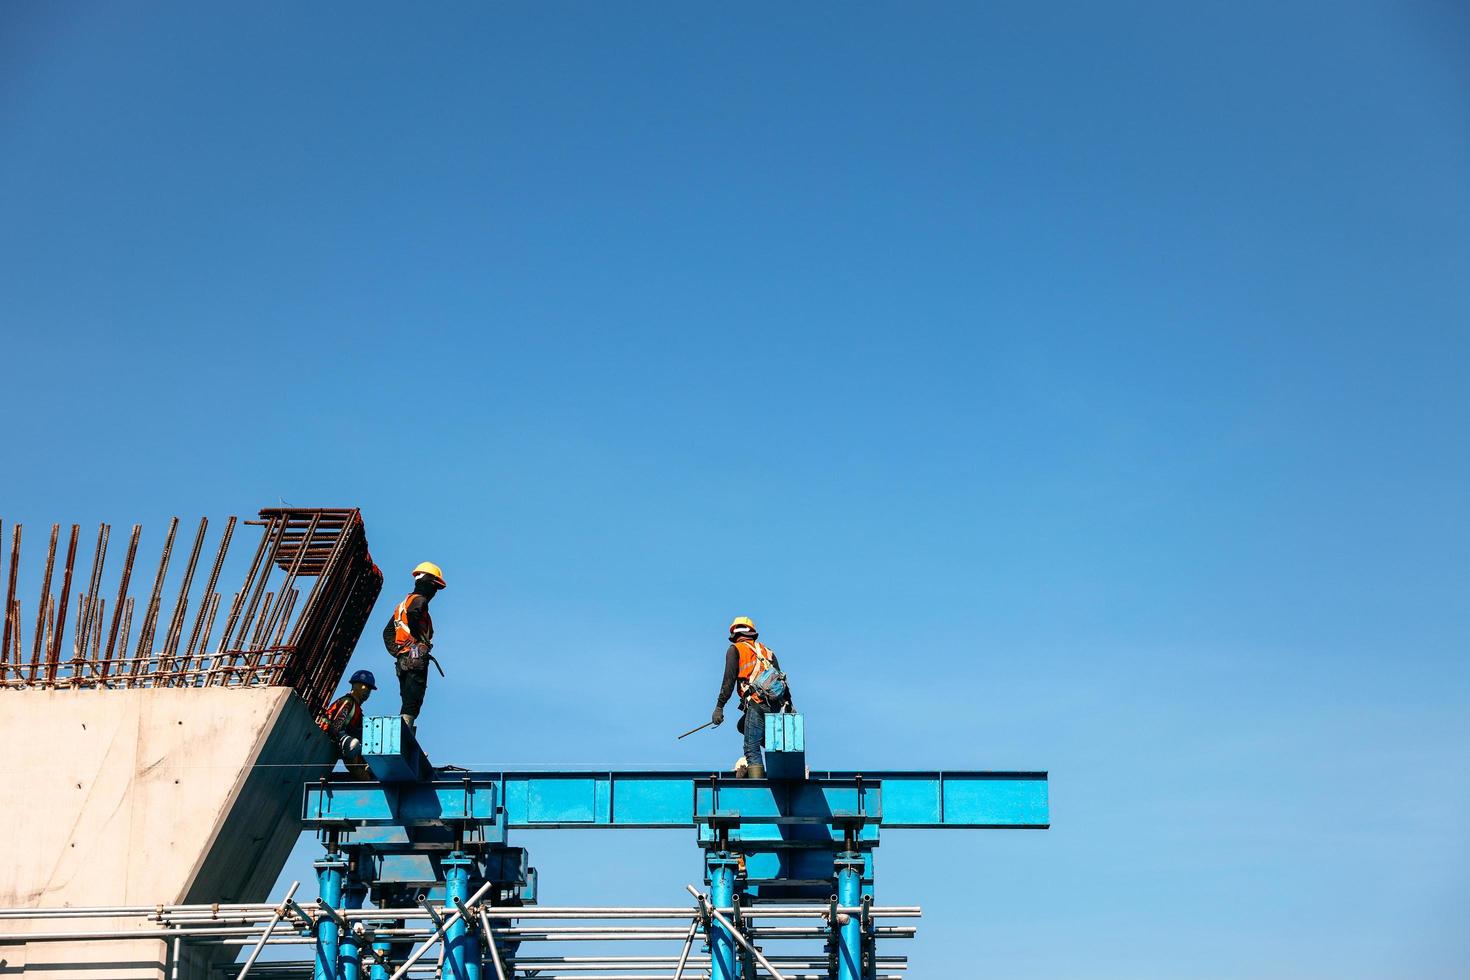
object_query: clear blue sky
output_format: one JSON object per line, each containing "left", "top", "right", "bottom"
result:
{"left": 3, "top": 3, "right": 1467, "bottom": 976}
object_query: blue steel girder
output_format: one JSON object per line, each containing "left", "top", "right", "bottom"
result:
{"left": 302, "top": 770, "right": 1048, "bottom": 830}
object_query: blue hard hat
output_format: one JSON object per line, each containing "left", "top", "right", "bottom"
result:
{"left": 349, "top": 669, "right": 377, "bottom": 690}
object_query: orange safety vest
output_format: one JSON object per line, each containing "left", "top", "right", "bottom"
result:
{"left": 735, "top": 640, "right": 778, "bottom": 703}
{"left": 390, "top": 593, "right": 433, "bottom": 654}
{"left": 318, "top": 695, "right": 362, "bottom": 736}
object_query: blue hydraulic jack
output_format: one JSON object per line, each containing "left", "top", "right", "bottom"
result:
{"left": 303, "top": 714, "right": 1048, "bottom": 980}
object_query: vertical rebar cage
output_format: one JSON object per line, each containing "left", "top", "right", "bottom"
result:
{"left": 0, "top": 508, "right": 382, "bottom": 714}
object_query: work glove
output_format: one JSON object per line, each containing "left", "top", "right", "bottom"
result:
{"left": 711, "top": 706, "right": 724, "bottom": 727}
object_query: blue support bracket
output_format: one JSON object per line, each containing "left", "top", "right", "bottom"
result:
{"left": 763, "top": 711, "right": 806, "bottom": 779}
{"left": 361, "top": 715, "right": 435, "bottom": 783}
{"left": 304, "top": 777, "right": 499, "bottom": 827}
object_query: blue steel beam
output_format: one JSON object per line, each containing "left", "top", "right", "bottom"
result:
{"left": 304, "top": 771, "right": 1048, "bottom": 829}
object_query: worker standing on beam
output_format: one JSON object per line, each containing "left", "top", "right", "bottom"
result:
{"left": 381, "top": 561, "right": 446, "bottom": 730}
{"left": 710, "top": 616, "right": 794, "bottom": 779}
{"left": 318, "top": 669, "right": 376, "bottom": 778}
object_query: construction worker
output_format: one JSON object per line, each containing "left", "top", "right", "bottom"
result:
{"left": 381, "top": 561, "right": 446, "bottom": 730}
{"left": 710, "top": 616, "right": 794, "bottom": 779}
{"left": 319, "top": 669, "right": 376, "bottom": 778}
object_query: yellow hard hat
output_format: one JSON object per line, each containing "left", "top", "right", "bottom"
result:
{"left": 412, "top": 561, "right": 447, "bottom": 588}
{"left": 729, "top": 616, "right": 756, "bottom": 634}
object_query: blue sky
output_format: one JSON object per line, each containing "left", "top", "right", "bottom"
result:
{"left": 3, "top": 3, "right": 1468, "bottom": 976}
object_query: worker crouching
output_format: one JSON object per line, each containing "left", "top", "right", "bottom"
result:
{"left": 319, "top": 669, "right": 376, "bottom": 779}
{"left": 710, "top": 616, "right": 794, "bottom": 779}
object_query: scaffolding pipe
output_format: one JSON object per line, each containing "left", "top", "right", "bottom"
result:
{"left": 688, "top": 885, "right": 789, "bottom": 980}
{"left": 387, "top": 879, "right": 494, "bottom": 980}
{"left": 477, "top": 910, "right": 509, "bottom": 980}
{"left": 0, "top": 903, "right": 917, "bottom": 919}
{"left": 671, "top": 915, "right": 699, "bottom": 980}
{"left": 237, "top": 880, "right": 300, "bottom": 980}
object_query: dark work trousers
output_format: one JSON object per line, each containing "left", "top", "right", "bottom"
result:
{"left": 396, "top": 657, "right": 429, "bottom": 719}
{"left": 742, "top": 699, "right": 769, "bottom": 766}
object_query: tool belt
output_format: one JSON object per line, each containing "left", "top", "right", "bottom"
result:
{"left": 396, "top": 643, "right": 445, "bottom": 677}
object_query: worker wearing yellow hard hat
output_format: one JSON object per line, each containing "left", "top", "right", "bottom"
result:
{"left": 710, "top": 616, "right": 795, "bottom": 779}
{"left": 380, "top": 561, "right": 447, "bottom": 729}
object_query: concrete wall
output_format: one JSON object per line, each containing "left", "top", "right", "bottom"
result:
{"left": 0, "top": 688, "right": 336, "bottom": 979}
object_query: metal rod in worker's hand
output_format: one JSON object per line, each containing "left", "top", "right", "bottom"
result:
{"left": 388, "top": 880, "right": 494, "bottom": 980}
{"left": 677, "top": 721, "right": 715, "bottom": 740}
{"left": 236, "top": 880, "right": 299, "bottom": 980}
{"left": 686, "top": 885, "right": 789, "bottom": 980}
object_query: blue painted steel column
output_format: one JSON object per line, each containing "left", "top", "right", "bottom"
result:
{"left": 707, "top": 855, "right": 739, "bottom": 980}
{"left": 444, "top": 852, "right": 482, "bottom": 980}
{"left": 313, "top": 852, "right": 347, "bottom": 980}
{"left": 368, "top": 930, "right": 393, "bottom": 980}
{"left": 339, "top": 885, "right": 365, "bottom": 980}
{"left": 835, "top": 854, "right": 863, "bottom": 980}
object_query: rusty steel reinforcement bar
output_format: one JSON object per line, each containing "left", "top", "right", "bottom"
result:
{"left": 130, "top": 516, "right": 179, "bottom": 685}
{"left": 45, "top": 524, "right": 80, "bottom": 684}
{"left": 2, "top": 522, "right": 18, "bottom": 674}
{"left": 0, "top": 507, "right": 382, "bottom": 714}
{"left": 180, "top": 515, "right": 233, "bottom": 674}
{"left": 28, "top": 524, "right": 58, "bottom": 682}
{"left": 100, "top": 523, "right": 140, "bottom": 680}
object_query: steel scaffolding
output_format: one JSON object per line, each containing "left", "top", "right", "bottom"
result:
{"left": 0, "top": 887, "right": 921, "bottom": 980}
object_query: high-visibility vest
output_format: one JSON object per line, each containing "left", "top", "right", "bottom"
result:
{"left": 318, "top": 695, "right": 362, "bottom": 736}
{"left": 391, "top": 593, "right": 433, "bottom": 654}
{"left": 735, "top": 640, "right": 779, "bottom": 703}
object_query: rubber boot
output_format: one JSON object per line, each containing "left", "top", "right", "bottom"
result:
{"left": 745, "top": 763, "right": 765, "bottom": 779}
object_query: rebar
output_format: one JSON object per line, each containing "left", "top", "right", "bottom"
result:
{"left": 46, "top": 524, "right": 79, "bottom": 683}
{"left": 130, "top": 516, "right": 179, "bottom": 684}
{"left": 1, "top": 522, "right": 18, "bottom": 673}
{"left": 29, "top": 523, "right": 58, "bottom": 681}
{"left": 74, "top": 523, "right": 109, "bottom": 672}
{"left": 0, "top": 508, "right": 382, "bottom": 712}
{"left": 159, "top": 517, "right": 208, "bottom": 681}
{"left": 100, "top": 524, "right": 140, "bottom": 680}
{"left": 181, "top": 516, "right": 234, "bottom": 671}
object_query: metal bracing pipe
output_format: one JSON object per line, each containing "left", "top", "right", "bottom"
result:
{"left": 672, "top": 915, "right": 699, "bottom": 980}
{"left": 487, "top": 958, "right": 908, "bottom": 968}
{"left": 387, "top": 879, "right": 494, "bottom": 980}
{"left": 227, "top": 974, "right": 908, "bottom": 980}
{"left": 688, "top": 883, "right": 790, "bottom": 980}
{"left": 0, "top": 924, "right": 916, "bottom": 944}
{"left": 0, "top": 909, "right": 273, "bottom": 919}
{"left": 477, "top": 910, "right": 509, "bottom": 980}
{"left": 3, "top": 925, "right": 310, "bottom": 942}
{"left": 237, "top": 880, "right": 301, "bottom": 980}
{"left": 0, "top": 902, "right": 917, "bottom": 920}
{"left": 348, "top": 905, "right": 919, "bottom": 918}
